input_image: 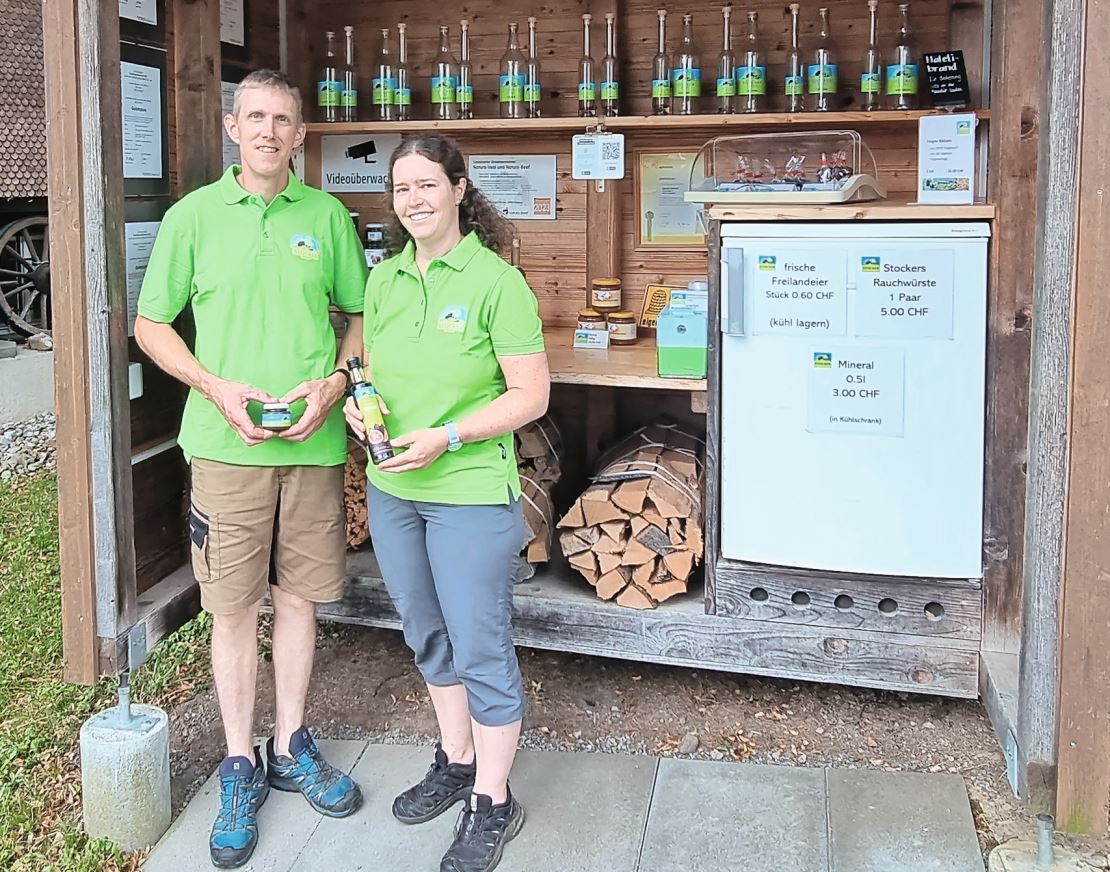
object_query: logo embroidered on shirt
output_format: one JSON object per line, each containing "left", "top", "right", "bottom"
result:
{"left": 437, "top": 306, "right": 468, "bottom": 333}
{"left": 290, "top": 234, "right": 321, "bottom": 261}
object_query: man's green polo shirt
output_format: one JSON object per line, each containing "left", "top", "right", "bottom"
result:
{"left": 363, "top": 232, "right": 545, "bottom": 505}
{"left": 138, "top": 165, "right": 367, "bottom": 466}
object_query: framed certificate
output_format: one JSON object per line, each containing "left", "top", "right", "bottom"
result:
{"left": 634, "top": 149, "right": 705, "bottom": 248}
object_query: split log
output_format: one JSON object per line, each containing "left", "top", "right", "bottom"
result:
{"left": 516, "top": 416, "right": 563, "bottom": 568}
{"left": 557, "top": 423, "right": 704, "bottom": 608}
{"left": 344, "top": 439, "right": 371, "bottom": 550}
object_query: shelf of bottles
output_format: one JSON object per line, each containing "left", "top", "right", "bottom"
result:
{"left": 310, "top": 4, "right": 987, "bottom": 133}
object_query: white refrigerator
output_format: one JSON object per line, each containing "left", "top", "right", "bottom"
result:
{"left": 718, "top": 222, "right": 990, "bottom": 579}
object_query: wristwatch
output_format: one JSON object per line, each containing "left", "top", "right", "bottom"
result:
{"left": 444, "top": 420, "right": 463, "bottom": 453}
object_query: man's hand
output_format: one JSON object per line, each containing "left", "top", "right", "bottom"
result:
{"left": 202, "top": 377, "right": 277, "bottom": 446}
{"left": 377, "top": 427, "right": 449, "bottom": 473}
{"left": 277, "top": 373, "right": 348, "bottom": 442}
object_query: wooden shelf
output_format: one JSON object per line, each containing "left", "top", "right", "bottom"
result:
{"left": 544, "top": 328, "right": 706, "bottom": 392}
{"left": 304, "top": 109, "right": 990, "bottom": 137}
{"left": 706, "top": 199, "right": 996, "bottom": 222}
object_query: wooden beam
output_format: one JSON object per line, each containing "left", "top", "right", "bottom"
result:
{"left": 1018, "top": 0, "right": 1084, "bottom": 813}
{"left": 44, "top": 0, "right": 97, "bottom": 685}
{"left": 981, "top": 0, "right": 1043, "bottom": 656}
{"left": 1055, "top": 0, "right": 1110, "bottom": 835}
{"left": 173, "top": 0, "right": 222, "bottom": 192}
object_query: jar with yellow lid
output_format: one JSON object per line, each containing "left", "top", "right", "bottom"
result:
{"left": 577, "top": 308, "right": 607, "bottom": 331}
{"left": 607, "top": 311, "right": 638, "bottom": 345}
{"left": 590, "top": 277, "right": 623, "bottom": 310}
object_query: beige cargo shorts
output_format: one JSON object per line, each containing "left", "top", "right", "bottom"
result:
{"left": 188, "top": 458, "right": 346, "bottom": 615}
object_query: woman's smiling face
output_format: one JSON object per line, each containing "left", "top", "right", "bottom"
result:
{"left": 390, "top": 153, "right": 467, "bottom": 249}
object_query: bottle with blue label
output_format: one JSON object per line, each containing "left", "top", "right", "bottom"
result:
{"left": 715, "top": 5, "right": 736, "bottom": 114}
{"left": 499, "top": 22, "right": 526, "bottom": 119}
{"left": 578, "top": 13, "right": 598, "bottom": 117}
{"left": 601, "top": 12, "right": 620, "bottom": 116}
{"left": 458, "top": 19, "right": 474, "bottom": 119}
{"left": 807, "top": 7, "right": 837, "bottom": 112}
{"left": 317, "top": 31, "right": 340, "bottom": 123}
{"left": 394, "top": 22, "right": 412, "bottom": 120}
{"left": 738, "top": 10, "right": 766, "bottom": 113}
{"left": 373, "top": 28, "right": 396, "bottom": 121}
{"left": 526, "top": 16, "right": 543, "bottom": 118}
{"left": 861, "top": 0, "right": 882, "bottom": 111}
{"left": 432, "top": 25, "right": 459, "bottom": 120}
{"left": 340, "top": 26, "right": 358, "bottom": 122}
{"left": 886, "top": 3, "right": 919, "bottom": 110}
{"left": 652, "top": 8, "right": 672, "bottom": 116}
{"left": 784, "top": 3, "right": 805, "bottom": 112}
{"left": 672, "top": 13, "right": 701, "bottom": 115}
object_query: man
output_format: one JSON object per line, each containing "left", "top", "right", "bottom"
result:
{"left": 135, "top": 69, "right": 367, "bottom": 869}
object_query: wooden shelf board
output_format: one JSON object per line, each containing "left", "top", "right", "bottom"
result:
{"left": 543, "top": 328, "right": 706, "bottom": 392}
{"left": 706, "top": 199, "right": 996, "bottom": 222}
{"left": 304, "top": 109, "right": 990, "bottom": 137}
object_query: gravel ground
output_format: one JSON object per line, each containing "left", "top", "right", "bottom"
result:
{"left": 0, "top": 413, "right": 56, "bottom": 482}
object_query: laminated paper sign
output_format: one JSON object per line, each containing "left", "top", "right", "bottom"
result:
{"left": 917, "top": 113, "right": 976, "bottom": 204}
{"left": 321, "top": 134, "right": 403, "bottom": 193}
{"left": 468, "top": 155, "right": 557, "bottom": 220}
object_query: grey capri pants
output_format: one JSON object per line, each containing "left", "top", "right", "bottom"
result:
{"left": 366, "top": 482, "right": 526, "bottom": 727}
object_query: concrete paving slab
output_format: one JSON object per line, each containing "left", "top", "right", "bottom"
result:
{"left": 638, "top": 758, "right": 829, "bottom": 872}
{"left": 828, "top": 769, "right": 983, "bottom": 872}
{"left": 294, "top": 745, "right": 658, "bottom": 872}
{"left": 0, "top": 349, "right": 52, "bottom": 424}
{"left": 143, "top": 739, "right": 366, "bottom": 872}
{"left": 987, "top": 841, "right": 1093, "bottom": 872}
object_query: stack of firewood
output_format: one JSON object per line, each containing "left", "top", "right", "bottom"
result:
{"left": 515, "top": 416, "right": 562, "bottom": 567}
{"left": 557, "top": 424, "right": 704, "bottom": 609}
{"left": 344, "top": 439, "right": 371, "bottom": 550}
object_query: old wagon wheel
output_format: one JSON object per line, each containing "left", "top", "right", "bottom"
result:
{"left": 0, "top": 216, "right": 51, "bottom": 338}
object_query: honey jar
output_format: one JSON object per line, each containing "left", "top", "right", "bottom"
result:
{"left": 606, "top": 311, "right": 638, "bottom": 345}
{"left": 577, "top": 308, "right": 607, "bottom": 331}
{"left": 590, "top": 277, "right": 623, "bottom": 310}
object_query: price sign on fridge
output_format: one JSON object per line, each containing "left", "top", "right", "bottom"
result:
{"left": 806, "top": 346, "right": 906, "bottom": 437}
{"left": 750, "top": 250, "right": 847, "bottom": 336}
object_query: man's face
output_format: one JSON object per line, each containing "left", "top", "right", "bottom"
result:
{"left": 224, "top": 86, "right": 305, "bottom": 180}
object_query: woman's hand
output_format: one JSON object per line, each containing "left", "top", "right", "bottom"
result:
{"left": 344, "top": 393, "right": 392, "bottom": 443}
{"left": 377, "top": 427, "right": 449, "bottom": 473}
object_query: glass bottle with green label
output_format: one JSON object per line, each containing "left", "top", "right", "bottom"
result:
{"left": 601, "top": 12, "right": 619, "bottom": 116}
{"left": 861, "top": 0, "right": 882, "bottom": 111}
{"left": 652, "top": 8, "right": 672, "bottom": 115}
{"left": 458, "top": 19, "right": 474, "bottom": 119}
{"left": 785, "top": 4, "right": 805, "bottom": 112}
{"left": 499, "top": 22, "right": 526, "bottom": 119}
{"left": 578, "top": 14, "right": 597, "bottom": 117}
{"left": 317, "top": 30, "right": 340, "bottom": 122}
{"left": 525, "top": 17, "right": 542, "bottom": 118}
{"left": 672, "top": 13, "right": 701, "bottom": 115}
{"left": 373, "top": 29, "right": 396, "bottom": 121}
{"left": 738, "top": 11, "right": 766, "bottom": 113}
{"left": 395, "top": 23, "right": 412, "bottom": 120}
{"left": 886, "top": 3, "right": 919, "bottom": 110}
{"left": 432, "top": 25, "right": 459, "bottom": 120}
{"left": 340, "top": 26, "right": 358, "bottom": 122}
{"left": 807, "top": 7, "right": 837, "bottom": 112}
{"left": 715, "top": 5, "right": 735, "bottom": 114}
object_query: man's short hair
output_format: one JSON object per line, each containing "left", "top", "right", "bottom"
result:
{"left": 232, "top": 69, "right": 303, "bottom": 123}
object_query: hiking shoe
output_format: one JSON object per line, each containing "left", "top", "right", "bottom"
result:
{"left": 440, "top": 790, "right": 525, "bottom": 872}
{"left": 209, "top": 749, "right": 270, "bottom": 869}
{"left": 393, "top": 744, "right": 476, "bottom": 824}
{"left": 266, "top": 727, "right": 363, "bottom": 818}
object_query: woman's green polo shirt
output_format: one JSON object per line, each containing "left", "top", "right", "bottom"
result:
{"left": 137, "top": 166, "right": 368, "bottom": 466}
{"left": 363, "top": 232, "right": 545, "bottom": 505}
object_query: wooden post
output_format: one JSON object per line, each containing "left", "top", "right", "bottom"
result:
{"left": 1018, "top": 0, "right": 1083, "bottom": 812}
{"left": 44, "top": 0, "right": 137, "bottom": 682}
{"left": 173, "top": 0, "right": 223, "bottom": 192}
{"left": 1054, "top": 0, "right": 1110, "bottom": 836}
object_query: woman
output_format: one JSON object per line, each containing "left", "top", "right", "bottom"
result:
{"left": 344, "top": 134, "right": 550, "bottom": 872}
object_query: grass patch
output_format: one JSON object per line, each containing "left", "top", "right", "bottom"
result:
{"left": 0, "top": 472, "right": 213, "bottom": 871}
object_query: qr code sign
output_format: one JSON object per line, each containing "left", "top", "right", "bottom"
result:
{"left": 532, "top": 198, "right": 552, "bottom": 216}
{"left": 601, "top": 139, "right": 622, "bottom": 162}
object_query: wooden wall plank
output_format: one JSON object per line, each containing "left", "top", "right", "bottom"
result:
{"left": 1054, "top": 0, "right": 1110, "bottom": 836}
{"left": 982, "top": 0, "right": 1043, "bottom": 659}
{"left": 44, "top": 0, "right": 98, "bottom": 685}
{"left": 1017, "top": 0, "right": 1082, "bottom": 814}
{"left": 174, "top": 0, "right": 223, "bottom": 191}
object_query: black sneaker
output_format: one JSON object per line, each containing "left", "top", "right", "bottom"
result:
{"left": 440, "top": 790, "right": 525, "bottom": 872}
{"left": 393, "top": 744, "right": 476, "bottom": 824}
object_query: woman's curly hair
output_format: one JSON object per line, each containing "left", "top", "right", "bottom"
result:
{"left": 384, "top": 134, "right": 514, "bottom": 256}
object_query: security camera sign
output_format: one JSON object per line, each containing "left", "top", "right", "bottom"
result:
{"left": 320, "top": 134, "right": 402, "bottom": 192}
